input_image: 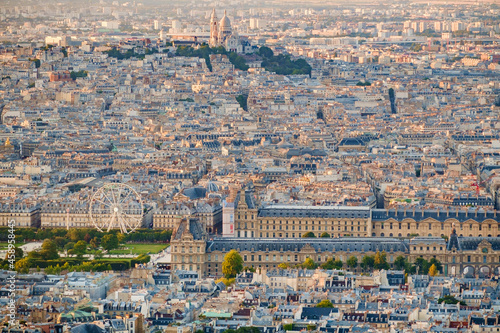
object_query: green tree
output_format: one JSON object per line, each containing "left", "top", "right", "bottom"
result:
{"left": 361, "top": 255, "right": 375, "bottom": 270}
{"left": 302, "top": 232, "right": 316, "bottom": 238}
{"left": 73, "top": 241, "right": 87, "bottom": 258}
{"left": 316, "top": 299, "right": 334, "bottom": 308}
{"left": 258, "top": 46, "right": 274, "bottom": 58}
{"left": 302, "top": 257, "right": 318, "bottom": 269}
{"left": 101, "top": 234, "right": 119, "bottom": 252}
{"left": 64, "top": 242, "right": 75, "bottom": 254}
{"left": 438, "top": 295, "right": 466, "bottom": 306}
{"left": 394, "top": 255, "right": 407, "bottom": 270}
{"left": 320, "top": 257, "right": 335, "bottom": 270}
{"left": 40, "top": 239, "right": 59, "bottom": 260}
{"left": 54, "top": 236, "right": 68, "bottom": 248}
{"left": 236, "top": 94, "right": 248, "bottom": 111}
{"left": 415, "top": 257, "right": 430, "bottom": 275}
{"left": 320, "top": 232, "right": 330, "bottom": 238}
{"left": 278, "top": 263, "right": 290, "bottom": 269}
{"left": 222, "top": 249, "right": 243, "bottom": 278}
{"left": 5, "top": 247, "right": 23, "bottom": 260}
{"left": 70, "top": 70, "right": 88, "bottom": 80}
{"left": 67, "top": 229, "right": 84, "bottom": 242}
{"left": 347, "top": 256, "right": 358, "bottom": 269}
{"left": 332, "top": 259, "right": 343, "bottom": 270}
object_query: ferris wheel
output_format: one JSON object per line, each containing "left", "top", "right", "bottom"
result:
{"left": 89, "top": 183, "right": 143, "bottom": 234}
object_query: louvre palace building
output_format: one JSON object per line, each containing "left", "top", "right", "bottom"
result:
{"left": 167, "top": 187, "right": 500, "bottom": 280}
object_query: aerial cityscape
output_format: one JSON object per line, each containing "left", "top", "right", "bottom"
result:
{"left": 1, "top": 0, "right": 500, "bottom": 332}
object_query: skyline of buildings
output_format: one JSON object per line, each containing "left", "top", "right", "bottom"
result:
{"left": 0, "top": 0, "right": 500, "bottom": 332}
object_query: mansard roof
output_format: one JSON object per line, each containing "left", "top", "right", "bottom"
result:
{"left": 206, "top": 237, "right": 409, "bottom": 253}
{"left": 457, "top": 237, "right": 500, "bottom": 251}
{"left": 371, "top": 208, "right": 500, "bottom": 223}
{"left": 258, "top": 205, "right": 370, "bottom": 219}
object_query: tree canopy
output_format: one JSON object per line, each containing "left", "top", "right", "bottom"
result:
{"left": 428, "top": 264, "right": 438, "bottom": 277}
{"left": 40, "top": 239, "right": 59, "bottom": 260}
{"left": 222, "top": 250, "right": 243, "bottom": 278}
{"left": 361, "top": 255, "right": 375, "bottom": 270}
{"left": 101, "top": 234, "right": 119, "bottom": 252}
{"left": 346, "top": 256, "right": 358, "bottom": 269}
{"left": 316, "top": 299, "right": 334, "bottom": 308}
{"left": 437, "top": 295, "right": 466, "bottom": 306}
{"left": 302, "top": 257, "right": 318, "bottom": 269}
{"left": 320, "top": 257, "right": 342, "bottom": 270}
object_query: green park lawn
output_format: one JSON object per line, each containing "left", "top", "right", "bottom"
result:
{"left": 107, "top": 243, "right": 169, "bottom": 255}
{"left": 0, "top": 242, "right": 26, "bottom": 249}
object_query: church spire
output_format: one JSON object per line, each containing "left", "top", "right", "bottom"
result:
{"left": 209, "top": 8, "right": 219, "bottom": 47}
{"left": 210, "top": 8, "right": 217, "bottom": 22}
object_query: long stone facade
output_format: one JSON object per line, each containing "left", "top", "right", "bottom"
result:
{"left": 170, "top": 218, "right": 500, "bottom": 279}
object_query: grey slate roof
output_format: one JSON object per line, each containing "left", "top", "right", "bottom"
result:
{"left": 458, "top": 237, "right": 500, "bottom": 251}
{"left": 371, "top": 208, "right": 500, "bottom": 223}
{"left": 206, "top": 237, "right": 409, "bottom": 253}
{"left": 259, "top": 205, "right": 370, "bottom": 218}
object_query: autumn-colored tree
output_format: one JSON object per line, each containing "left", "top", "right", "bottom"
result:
{"left": 374, "top": 251, "right": 389, "bottom": 270}
{"left": 89, "top": 237, "right": 100, "bottom": 250}
{"left": 84, "top": 233, "right": 92, "bottom": 243}
{"left": 428, "top": 264, "right": 438, "bottom": 277}
{"left": 278, "top": 263, "right": 290, "bottom": 269}
{"left": 15, "top": 258, "right": 30, "bottom": 274}
{"left": 316, "top": 299, "right": 334, "bottom": 308}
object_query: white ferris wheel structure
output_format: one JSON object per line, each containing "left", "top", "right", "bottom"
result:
{"left": 89, "top": 183, "right": 143, "bottom": 234}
